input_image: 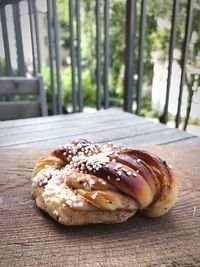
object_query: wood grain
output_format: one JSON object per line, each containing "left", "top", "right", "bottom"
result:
{"left": 0, "top": 121, "right": 164, "bottom": 148}
{"left": 0, "top": 115, "right": 148, "bottom": 147}
{"left": 0, "top": 77, "right": 39, "bottom": 95}
{"left": 0, "top": 101, "right": 41, "bottom": 121}
{"left": 1, "top": 109, "right": 199, "bottom": 148}
{"left": 0, "top": 112, "right": 144, "bottom": 137}
{"left": 0, "top": 145, "right": 199, "bottom": 266}
{"left": 0, "top": 75, "right": 47, "bottom": 120}
{"left": 0, "top": 108, "right": 123, "bottom": 128}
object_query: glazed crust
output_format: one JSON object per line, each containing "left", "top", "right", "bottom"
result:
{"left": 31, "top": 140, "right": 179, "bottom": 225}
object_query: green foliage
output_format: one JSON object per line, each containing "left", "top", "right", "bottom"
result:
{"left": 188, "top": 117, "right": 200, "bottom": 126}
{"left": 0, "top": 58, "right": 7, "bottom": 76}
{"left": 41, "top": 65, "right": 53, "bottom": 114}
{"left": 61, "top": 68, "right": 97, "bottom": 110}
{"left": 109, "top": 1, "right": 126, "bottom": 95}
{"left": 0, "top": 58, "right": 19, "bottom": 77}
{"left": 42, "top": 64, "right": 96, "bottom": 114}
{"left": 51, "top": 0, "right": 200, "bottom": 123}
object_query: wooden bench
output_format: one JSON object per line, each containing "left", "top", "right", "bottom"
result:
{"left": 0, "top": 74, "right": 47, "bottom": 120}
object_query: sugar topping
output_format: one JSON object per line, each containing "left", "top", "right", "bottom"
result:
{"left": 59, "top": 140, "right": 100, "bottom": 158}
{"left": 91, "top": 192, "right": 98, "bottom": 199}
{"left": 58, "top": 140, "right": 123, "bottom": 175}
{"left": 72, "top": 153, "right": 110, "bottom": 173}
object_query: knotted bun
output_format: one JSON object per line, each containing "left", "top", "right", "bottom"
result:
{"left": 32, "top": 140, "right": 178, "bottom": 225}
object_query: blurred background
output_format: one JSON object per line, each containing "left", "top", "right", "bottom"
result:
{"left": 0, "top": 0, "right": 199, "bottom": 134}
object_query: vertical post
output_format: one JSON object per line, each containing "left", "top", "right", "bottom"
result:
{"left": 69, "top": 0, "right": 77, "bottom": 113}
{"left": 0, "top": 6, "right": 12, "bottom": 76}
{"left": 96, "top": 0, "right": 101, "bottom": 110}
{"left": 175, "top": 0, "right": 193, "bottom": 128}
{"left": 33, "top": 0, "right": 41, "bottom": 73}
{"left": 52, "top": 0, "right": 62, "bottom": 114}
{"left": 28, "top": 0, "right": 36, "bottom": 76}
{"left": 124, "top": 0, "right": 136, "bottom": 113}
{"left": 76, "top": 0, "right": 83, "bottom": 112}
{"left": 136, "top": 0, "right": 146, "bottom": 115}
{"left": 38, "top": 73, "right": 48, "bottom": 116}
{"left": 104, "top": 0, "right": 109, "bottom": 109}
{"left": 160, "top": 0, "right": 179, "bottom": 124}
{"left": 13, "top": 2, "right": 26, "bottom": 76}
{"left": 47, "top": 0, "right": 57, "bottom": 114}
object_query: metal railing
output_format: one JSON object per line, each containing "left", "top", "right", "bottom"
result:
{"left": 0, "top": 0, "right": 196, "bottom": 129}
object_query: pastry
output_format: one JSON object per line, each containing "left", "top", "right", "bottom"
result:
{"left": 32, "top": 140, "right": 179, "bottom": 225}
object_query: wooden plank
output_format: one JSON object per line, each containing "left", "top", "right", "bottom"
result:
{"left": 0, "top": 145, "right": 199, "bottom": 266}
{"left": 0, "top": 120, "right": 155, "bottom": 147}
{"left": 5, "top": 123, "right": 172, "bottom": 148}
{"left": 31, "top": 127, "right": 194, "bottom": 148}
{"left": 110, "top": 127, "right": 196, "bottom": 146}
{"left": 0, "top": 108, "right": 198, "bottom": 148}
{"left": 168, "top": 136, "right": 200, "bottom": 144}
{"left": 0, "top": 77, "right": 39, "bottom": 95}
{"left": 0, "top": 108, "right": 125, "bottom": 128}
{"left": 0, "top": 101, "right": 41, "bottom": 121}
{"left": 0, "top": 112, "right": 147, "bottom": 137}
{"left": 7, "top": 123, "right": 198, "bottom": 149}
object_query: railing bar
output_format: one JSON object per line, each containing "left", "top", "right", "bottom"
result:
{"left": 12, "top": 2, "right": 26, "bottom": 101}
{"left": 175, "top": 0, "right": 193, "bottom": 128}
{"left": 0, "top": 7, "right": 12, "bottom": 76}
{"left": 47, "top": 0, "right": 57, "bottom": 115}
{"left": 136, "top": 0, "right": 146, "bottom": 115}
{"left": 76, "top": 0, "right": 83, "bottom": 112}
{"left": 52, "top": 0, "right": 62, "bottom": 114}
{"left": 0, "top": 1, "right": 24, "bottom": 8}
{"left": 28, "top": 0, "right": 36, "bottom": 76}
{"left": 12, "top": 2, "right": 26, "bottom": 76}
{"left": 0, "top": 7, "right": 13, "bottom": 100}
{"left": 124, "top": 0, "right": 136, "bottom": 113}
{"left": 33, "top": 0, "right": 41, "bottom": 73}
{"left": 0, "top": 9, "right": 6, "bottom": 99}
{"left": 69, "top": 0, "right": 77, "bottom": 113}
{"left": 96, "top": 0, "right": 101, "bottom": 110}
{"left": 104, "top": 0, "right": 109, "bottom": 109}
{"left": 160, "top": 0, "right": 179, "bottom": 124}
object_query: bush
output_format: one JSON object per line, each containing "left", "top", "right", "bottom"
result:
{"left": 42, "top": 64, "right": 97, "bottom": 114}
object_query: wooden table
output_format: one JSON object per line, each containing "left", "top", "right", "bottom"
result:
{"left": 0, "top": 108, "right": 200, "bottom": 148}
{"left": 0, "top": 109, "right": 200, "bottom": 266}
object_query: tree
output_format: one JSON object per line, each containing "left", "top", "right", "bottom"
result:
{"left": 182, "top": 0, "right": 200, "bottom": 129}
{"left": 56, "top": 0, "right": 200, "bottom": 124}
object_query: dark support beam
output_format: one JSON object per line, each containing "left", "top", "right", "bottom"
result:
{"left": 136, "top": 0, "right": 146, "bottom": 115}
{"left": 76, "top": 0, "right": 83, "bottom": 112}
{"left": 124, "top": 0, "right": 136, "bottom": 113}
{"left": 96, "top": 0, "right": 101, "bottom": 110}
{"left": 175, "top": 0, "right": 193, "bottom": 128}
{"left": 0, "top": 0, "right": 24, "bottom": 8}
{"left": 33, "top": 0, "right": 41, "bottom": 73}
{"left": 52, "top": 0, "right": 62, "bottom": 114}
{"left": 69, "top": 0, "right": 77, "bottom": 113}
{"left": 0, "top": 6, "right": 12, "bottom": 76}
{"left": 12, "top": 2, "right": 25, "bottom": 76}
{"left": 160, "top": 0, "right": 179, "bottom": 124}
{"left": 104, "top": 0, "right": 109, "bottom": 109}
{"left": 28, "top": 0, "right": 36, "bottom": 76}
{"left": 47, "top": 0, "right": 57, "bottom": 114}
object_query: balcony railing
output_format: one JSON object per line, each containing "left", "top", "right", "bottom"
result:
{"left": 0, "top": 0, "right": 198, "bottom": 129}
